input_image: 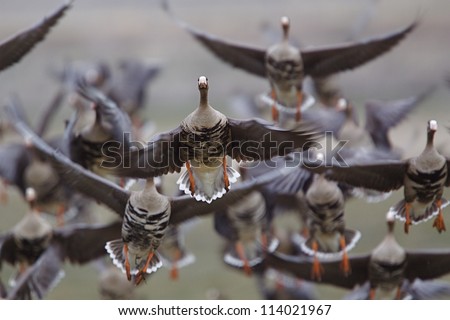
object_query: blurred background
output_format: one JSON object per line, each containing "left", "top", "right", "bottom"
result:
{"left": 0, "top": 0, "right": 450, "bottom": 299}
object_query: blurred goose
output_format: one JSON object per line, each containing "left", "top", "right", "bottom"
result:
{"left": 97, "top": 265, "right": 137, "bottom": 300}
{"left": 0, "top": 1, "right": 71, "bottom": 72}
{"left": 109, "top": 76, "right": 319, "bottom": 203}
{"left": 0, "top": 189, "right": 121, "bottom": 299}
{"left": 301, "top": 173, "right": 360, "bottom": 281}
{"left": 256, "top": 268, "right": 317, "bottom": 300}
{"left": 66, "top": 78, "right": 132, "bottom": 176}
{"left": 298, "top": 87, "right": 433, "bottom": 152}
{"left": 6, "top": 105, "right": 299, "bottom": 285}
{"left": 214, "top": 190, "right": 274, "bottom": 276}
{"left": 158, "top": 225, "right": 195, "bottom": 280}
{"left": 106, "top": 59, "right": 161, "bottom": 121}
{"left": 164, "top": 2, "right": 416, "bottom": 122}
{"left": 304, "top": 120, "right": 449, "bottom": 233}
{"left": 265, "top": 210, "right": 450, "bottom": 299}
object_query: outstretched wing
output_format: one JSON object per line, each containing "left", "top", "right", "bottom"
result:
{"left": 302, "top": 21, "right": 417, "bottom": 78}
{"left": 169, "top": 164, "right": 299, "bottom": 225}
{"left": 162, "top": 0, "right": 266, "bottom": 77}
{"left": 365, "top": 87, "right": 434, "bottom": 150}
{"left": 0, "top": 1, "right": 72, "bottom": 72}
{"left": 228, "top": 118, "right": 320, "bottom": 162}
{"left": 265, "top": 250, "right": 370, "bottom": 289}
{"left": 4, "top": 101, "right": 130, "bottom": 217}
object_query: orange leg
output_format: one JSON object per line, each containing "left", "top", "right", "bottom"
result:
{"left": 222, "top": 156, "right": 230, "bottom": 192}
{"left": 301, "top": 226, "right": 310, "bottom": 239}
{"left": 311, "top": 240, "right": 324, "bottom": 281}
{"left": 432, "top": 199, "right": 446, "bottom": 233}
{"left": 123, "top": 244, "right": 131, "bottom": 281}
{"left": 170, "top": 249, "right": 182, "bottom": 281}
{"left": 185, "top": 161, "right": 196, "bottom": 196}
{"left": 275, "top": 273, "right": 284, "bottom": 291}
{"left": 404, "top": 202, "right": 412, "bottom": 234}
{"left": 56, "top": 204, "right": 65, "bottom": 227}
{"left": 135, "top": 251, "right": 154, "bottom": 285}
{"left": 271, "top": 89, "right": 279, "bottom": 123}
{"left": 236, "top": 241, "right": 252, "bottom": 276}
{"left": 395, "top": 286, "right": 403, "bottom": 299}
{"left": 369, "top": 288, "right": 376, "bottom": 300}
{"left": 295, "top": 90, "right": 303, "bottom": 122}
{"left": 339, "top": 235, "right": 351, "bottom": 276}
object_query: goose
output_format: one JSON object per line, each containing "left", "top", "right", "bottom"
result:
{"left": 214, "top": 190, "right": 274, "bottom": 276}
{"left": 158, "top": 225, "right": 195, "bottom": 280}
{"left": 106, "top": 59, "right": 162, "bottom": 120}
{"left": 301, "top": 173, "right": 360, "bottom": 281}
{"left": 293, "top": 86, "right": 433, "bottom": 153}
{"left": 303, "top": 120, "right": 449, "bottom": 233}
{"left": 6, "top": 103, "right": 299, "bottom": 285}
{"left": 0, "top": 189, "right": 121, "bottom": 299}
{"left": 64, "top": 77, "right": 133, "bottom": 176}
{"left": 164, "top": 2, "right": 416, "bottom": 123}
{"left": 108, "top": 76, "right": 319, "bottom": 203}
{"left": 0, "top": 1, "right": 71, "bottom": 72}
{"left": 265, "top": 210, "right": 450, "bottom": 299}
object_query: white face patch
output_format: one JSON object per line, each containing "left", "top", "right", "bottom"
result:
{"left": 198, "top": 76, "right": 208, "bottom": 86}
{"left": 25, "top": 187, "right": 37, "bottom": 202}
{"left": 386, "top": 209, "right": 396, "bottom": 222}
{"left": 281, "top": 16, "right": 290, "bottom": 26}
{"left": 336, "top": 98, "right": 347, "bottom": 110}
{"left": 429, "top": 120, "right": 438, "bottom": 131}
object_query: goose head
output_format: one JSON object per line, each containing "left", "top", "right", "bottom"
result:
{"left": 280, "top": 16, "right": 290, "bottom": 41}
{"left": 197, "top": 75, "right": 209, "bottom": 106}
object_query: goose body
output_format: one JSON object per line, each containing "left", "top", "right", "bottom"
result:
{"left": 106, "top": 179, "right": 170, "bottom": 284}
{"left": 177, "top": 81, "right": 240, "bottom": 202}
{"left": 301, "top": 174, "right": 360, "bottom": 280}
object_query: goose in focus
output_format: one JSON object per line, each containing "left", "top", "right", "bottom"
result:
{"left": 303, "top": 120, "right": 450, "bottom": 233}
{"left": 5, "top": 102, "right": 299, "bottom": 285}
{"left": 108, "top": 76, "right": 319, "bottom": 203}
{"left": 0, "top": 1, "right": 72, "bottom": 72}
{"left": 164, "top": 2, "right": 416, "bottom": 122}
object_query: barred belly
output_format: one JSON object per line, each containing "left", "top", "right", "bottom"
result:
{"left": 179, "top": 119, "right": 230, "bottom": 166}
{"left": 406, "top": 164, "right": 446, "bottom": 203}
{"left": 122, "top": 202, "right": 170, "bottom": 251}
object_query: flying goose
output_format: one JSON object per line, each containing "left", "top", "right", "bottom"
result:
{"left": 311, "top": 88, "right": 432, "bottom": 151}
{"left": 265, "top": 210, "right": 450, "bottom": 299}
{"left": 164, "top": 1, "right": 416, "bottom": 122}
{"left": 106, "top": 59, "right": 162, "bottom": 120}
{"left": 300, "top": 173, "right": 360, "bottom": 281}
{"left": 0, "top": 1, "right": 71, "bottom": 72}
{"left": 108, "top": 76, "right": 319, "bottom": 203}
{"left": 0, "top": 188, "right": 121, "bottom": 299}
{"left": 65, "top": 77, "right": 133, "bottom": 176}
{"left": 5, "top": 103, "right": 299, "bottom": 285}
{"left": 214, "top": 190, "right": 274, "bottom": 276}
{"left": 303, "top": 120, "right": 449, "bottom": 233}
{"left": 158, "top": 225, "right": 195, "bottom": 280}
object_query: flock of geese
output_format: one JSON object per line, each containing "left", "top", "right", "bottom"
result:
{"left": 1, "top": 0, "right": 450, "bottom": 300}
